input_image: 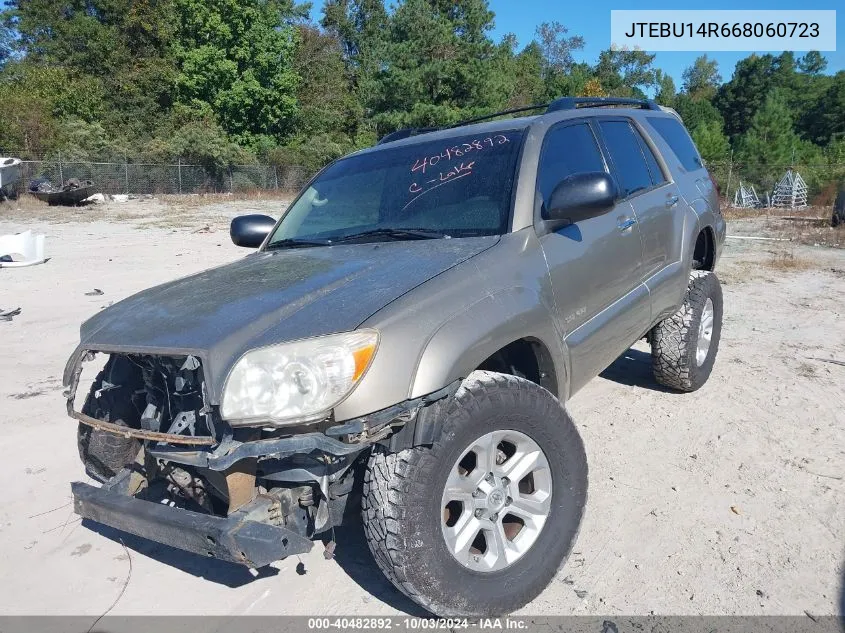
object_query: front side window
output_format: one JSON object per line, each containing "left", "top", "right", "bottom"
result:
{"left": 266, "top": 130, "right": 525, "bottom": 246}
{"left": 597, "top": 120, "right": 653, "bottom": 198}
{"left": 536, "top": 123, "right": 606, "bottom": 211}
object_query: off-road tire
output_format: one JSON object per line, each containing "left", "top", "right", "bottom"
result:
{"left": 77, "top": 358, "right": 142, "bottom": 482}
{"left": 362, "top": 371, "right": 588, "bottom": 616}
{"left": 650, "top": 270, "right": 723, "bottom": 392}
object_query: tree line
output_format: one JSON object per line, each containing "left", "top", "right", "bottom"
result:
{"left": 1, "top": 0, "right": 844, "bottom": 196}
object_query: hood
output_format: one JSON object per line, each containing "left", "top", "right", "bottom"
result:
{"left": 76, "top": 236, "right": 498, "bottom": 401}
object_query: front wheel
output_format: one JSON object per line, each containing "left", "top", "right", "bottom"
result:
{"left": 650, "top": 270, "right": 723, "bottom": 391}
{"left": 362, "top": 371, "right": 588, "bottom": 616}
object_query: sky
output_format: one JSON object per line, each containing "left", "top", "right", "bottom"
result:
{"left": 309, "top": 0, "right": 844, "bottom": 91}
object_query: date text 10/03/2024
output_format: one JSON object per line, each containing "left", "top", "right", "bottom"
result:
{"left": 307, "top": 616, "right": 529, "bottom": 629}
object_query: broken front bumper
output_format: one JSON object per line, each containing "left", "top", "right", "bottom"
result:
{"left": 72, "top": 482, "right": 313, "bottom": 567}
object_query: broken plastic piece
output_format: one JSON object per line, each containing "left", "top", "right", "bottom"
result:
{"left": 0, "top": 230, "right": 47, "bottom": 268}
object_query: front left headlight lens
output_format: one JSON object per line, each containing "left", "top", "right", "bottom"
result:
{"left": 221, "top": 329, "right": 378, "bottom": 426}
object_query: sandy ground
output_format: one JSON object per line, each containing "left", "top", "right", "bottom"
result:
{"left": 0, "top": 198, "right": 843, "bottom": 618}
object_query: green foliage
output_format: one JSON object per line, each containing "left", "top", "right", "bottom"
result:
{"left": 594, "top": 47, "right": 657, "bottom": 97}
{"left": 736, "top": 90, "right": 820, "bottom": 191}
{"left": 172, "top": 0, "right": 301, "bottom": 147}
{"left": 0, "top": 0, "right": 842, "bottom": 203}
{"left": 691, "top": 120, "right": 729, "bottom": 164}
{"left": 674, "top": 93, "right": 723, "bottom": 132}
{"left": 681, "top": 55, "right": 721, "bottom": 101}
{"left": 367, "top": 0, "right": 499, "bottom": 133}
{"left": 654, "top": 70, "right": 676, "bottom": 108}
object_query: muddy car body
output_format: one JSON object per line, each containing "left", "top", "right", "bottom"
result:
{"left": 67, "top": 97, "right": 726, "bottom": 616}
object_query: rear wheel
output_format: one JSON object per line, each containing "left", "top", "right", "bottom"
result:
{"left": 362, "top": 371, "right": 587, "bottom": 616}
{"left": 650, "top": 270, "right": 723, "bottom": 391}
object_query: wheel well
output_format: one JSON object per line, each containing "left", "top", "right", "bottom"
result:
{"left": 476, "top": 338, "right": 558, "bottom": 397}
{"left": 693, "top": 228, "right": 715, "bottom": 271}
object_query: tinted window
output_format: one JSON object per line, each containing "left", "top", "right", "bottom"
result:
{"left": 537, "top": 123, "right": 605, "bottom": 208}
{"left": 647, "top": 116, "right": 703, "bottom": 171}
{"left": 636, "top": 133, "right": 666, "bottom": 185}
{"left": 268, "top": 130, "right": 524, "bottom": 244}
{"left": 598, "top": 120, "right": 653, "bottom": 197}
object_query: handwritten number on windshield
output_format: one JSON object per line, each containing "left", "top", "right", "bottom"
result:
{"left": 410, "top": 135, "right": 509, "bottom": 176}
{"left": 405, "top": 161, "right": 475, "bottom": 209}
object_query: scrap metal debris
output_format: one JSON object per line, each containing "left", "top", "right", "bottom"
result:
{"left": 1, "top": 307, "right": 21, "bottom": 321}
{"left": 85, "top": 289, "right": 104, "bottom": 296}
{"left": 29, "top": 178, "right": 95, "bottom": 206}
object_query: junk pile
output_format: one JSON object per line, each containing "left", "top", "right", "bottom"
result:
{"left": 29, "top": 177, "right": 95, "bottom": 206}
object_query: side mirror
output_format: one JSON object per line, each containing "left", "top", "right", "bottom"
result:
{"left": 544, "top": 172, "right": 619, "bottom": 225}
{"left": 230, "top": 214, "right": 276, "bottom": 248}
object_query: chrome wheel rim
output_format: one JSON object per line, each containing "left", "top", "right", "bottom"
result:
{"left": 696, "top": 298, "right": 714, "bottom": 367}
{"left": 440, "top": 430, "right": 552, "bottom": 572}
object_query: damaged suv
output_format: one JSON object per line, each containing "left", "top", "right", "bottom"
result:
{"left": 67, "top": 97, "right": 725, "bottom": 616}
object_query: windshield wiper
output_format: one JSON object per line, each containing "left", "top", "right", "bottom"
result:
{"left": 264, "top": 238, "right": 333, "bottom": 250}
{"left": 330, "top": 228, "right": 451, "bottom": 243}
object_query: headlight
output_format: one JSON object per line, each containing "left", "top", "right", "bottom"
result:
{"left": 221, "top": 330, "right": 378, "bottom": 426}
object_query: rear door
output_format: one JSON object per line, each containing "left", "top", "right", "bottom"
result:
{"left": 594, "top": 118, "right": 681, "bottom": 280}
{"left": 535, "top": 119, "right": 649, "bottom": 394}
{"left": 595, "top": 117, "right": 684, "bottom": 320}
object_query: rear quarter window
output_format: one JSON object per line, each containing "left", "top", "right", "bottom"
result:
{"left": 646, "top": 116, "right": 704, "bottom": 172}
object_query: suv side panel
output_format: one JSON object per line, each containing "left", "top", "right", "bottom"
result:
{"left": 533, "top": 119, "right": 650, "bottom": 395}
{"left": 341, "top": 230, "right": 567, "bottom": 418}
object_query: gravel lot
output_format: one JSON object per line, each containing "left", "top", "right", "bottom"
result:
{"left": 1, "top": 198, "right": 843, "bottom": 618}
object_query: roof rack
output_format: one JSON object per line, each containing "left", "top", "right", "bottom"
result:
{"left": 376, "top": 127, "right": 440, "bottom": 145}
{"left": 546, "top": 97, "right": 661, "bottom": 113}
{"left": 375, "top": 97, "right": 663, "bottom": 145}
{"left": 447, "top": 103, "right": 549, "bottom": 129}
{"left": 376, "top": 103, "right": 549, "bottom": 145}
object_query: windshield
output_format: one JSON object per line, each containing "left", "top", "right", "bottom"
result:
{"left": 266, "top": 130, "right": 524, "bottom": 246}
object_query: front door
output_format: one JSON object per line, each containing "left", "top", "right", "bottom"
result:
{"left": 535, "top": 120, "right": 648, "bottom": 394}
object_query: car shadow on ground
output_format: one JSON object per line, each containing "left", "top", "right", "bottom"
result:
{"left": 326, "top": 520, "right": 431, "bottom": 617}
{"left": 599, "top": 347, "right": 677, "bottom": 393}
{"left": 84, "top": 515, "right": 431, "bottom": 614}
{"left": 83, "top": 520, "right": 280, "bottom": 588}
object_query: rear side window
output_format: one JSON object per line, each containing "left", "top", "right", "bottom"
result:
{"left": 537, "top": 123, "right": 606, "bottom": 208}
{"left": 647, "top": 116, "right": 703, "bottom": 171}
{"left": 635, "top": 133, "right": 666, "bottom": 185}
{"left": 597, "top": 120, "right": 653, "bottom": 198}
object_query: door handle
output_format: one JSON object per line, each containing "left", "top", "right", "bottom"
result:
{"left": 617, "top": 217, "right": 637, "bottom": 231}
{"left": 666, "top": 195, "right": 680, "bottom": 207}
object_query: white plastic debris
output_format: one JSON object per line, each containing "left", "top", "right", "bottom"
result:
{"left": 111, "top": 194, "right": 129, "bottom": 203}
{"left": 0, "top": 230, "right": 47, "bottom": 268}
{"left": 84, "top": 193, "right": 106, "bottom": 204}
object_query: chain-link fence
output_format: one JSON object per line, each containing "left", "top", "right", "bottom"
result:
{"left": 4, "top": 157, "right": 315, "bottom": 196}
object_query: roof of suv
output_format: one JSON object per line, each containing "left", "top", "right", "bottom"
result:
{"left": 356, "top": 98, "right": 681, "bottom": 156}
